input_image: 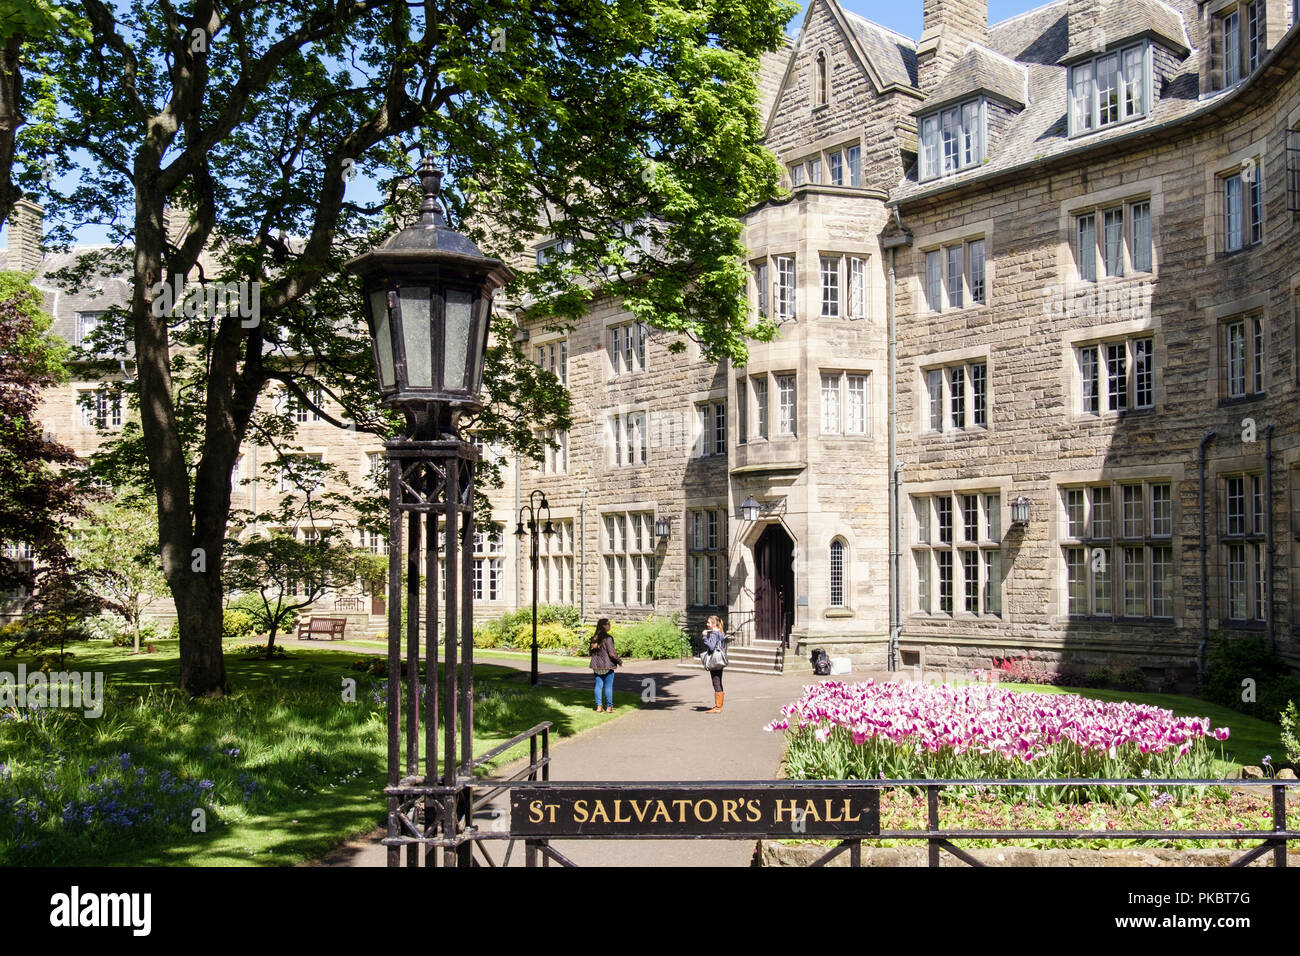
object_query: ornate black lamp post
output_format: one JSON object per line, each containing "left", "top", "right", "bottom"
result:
{"left": 346, "top": 157, "right": 512, "bottom": 867}
{"left": 515, "top": 490, "right": 554, "bottom": 686}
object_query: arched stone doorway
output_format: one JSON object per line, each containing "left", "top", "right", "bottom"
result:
{"left": 754, "top": 523, "right": 795, "bottom": 645}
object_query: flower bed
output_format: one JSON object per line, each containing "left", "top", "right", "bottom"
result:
{"left": 767, "top": 680, "right": 1231, "bottom": 804}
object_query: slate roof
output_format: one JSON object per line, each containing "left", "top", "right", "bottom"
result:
{"left": 892, "top": 0, "right": 1227, "bottom": 204}
{"left": 912, "top": 43, "right": 1029, "bottom": 114}
{"left": 841, "top": 9, "right": 919, "bottom": 89}
{"left": 1062, "top": 0, "right": 1190, "bottom": 63}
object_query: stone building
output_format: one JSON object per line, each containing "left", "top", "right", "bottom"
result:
{"left": 7, "top": 0, "right": 1300, "bottom": 685}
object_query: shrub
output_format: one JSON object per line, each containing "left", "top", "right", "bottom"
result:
{"left": 474, "top": 606, "right": 583, "bottom": 655}
{"left": 1112, "top": 666, "right": 1147, "bottom": 692}
{"left": 994, "top": 656, "right": 1059, "bottom": 685}
{"left": 1281, "top": 701, "right": 1300, "bottom": 767}
{"left": 1204, "top": 636, "right": 1300, "bottom": 722}
{"left": 222, "top": 609, "right": 255, "bottom": 639}
{"left": 610, "top": 614, "right": 684, "bottom": 660}
{"left": 1082, "top": 667, "right": 1111, "bottom": 689}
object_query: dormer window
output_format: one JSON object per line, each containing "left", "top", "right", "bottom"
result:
{"left": 918, "top": 98, "right": 985, "bottom": 182}
{"left": 1214, "top": 1, "right": 1263, "bottom": 89}
{"left": 1068, "top": 43, "right": 1150, "bottom": 137}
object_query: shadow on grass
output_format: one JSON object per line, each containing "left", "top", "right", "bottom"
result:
{"left": 0, "top": 642, "right": 633, "bottom": 866}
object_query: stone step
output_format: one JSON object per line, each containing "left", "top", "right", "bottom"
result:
{"left": 677, "top": 659, "right": 785, "bottom": 676}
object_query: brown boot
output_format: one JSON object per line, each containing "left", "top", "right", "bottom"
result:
{"left": 706, "top": 692, "right": 723, "bottom": 713}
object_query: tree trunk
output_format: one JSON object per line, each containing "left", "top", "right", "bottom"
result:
{"left": 266, "top": 621, "right": 279, "bottom": 657}
{"left": 0, "top": 33, "right": 22, "bottom": 233}
{"left": 173, "top": 568, "right": 228, "bottom": 697}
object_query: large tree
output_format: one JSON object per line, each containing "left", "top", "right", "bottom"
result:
{"left": 21, "top": 0, "right": 792, "bottom": 696}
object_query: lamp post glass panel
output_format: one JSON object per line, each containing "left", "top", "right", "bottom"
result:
{"left": 740, "top": 497, "right": 761, "bottom": 522}
{"left": 1011, "top": 496, "right": 1031, "bottom": 526}
{"left": 516, "top": 491, "right": 554, "bottom": 686}
{"left": 345, "top": 157, "right": 513, "bottom": 867}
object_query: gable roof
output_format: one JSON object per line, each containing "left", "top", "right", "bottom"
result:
{"left": 1062, "top": 0, "right": 1191, "bottom": 63}
{"left": 840, "top": 9, "right": 919, "bottom": 90}
{"left": 914, "top": 43, "right": 1029, "bottom": 115}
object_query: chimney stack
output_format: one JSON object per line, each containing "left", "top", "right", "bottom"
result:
{"left": 916, "top": 0, "right": 989, "bottom": 95}
{"left": 163, "top": 202, "right": 191, "bottom": 250}
{"left": 7, "top": 198, "right": 44, "bottom": 274}
{"left": 1067, "top": 0, "right": 1104, "bottom": 56}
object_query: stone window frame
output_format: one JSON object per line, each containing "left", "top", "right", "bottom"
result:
{"left": 1202, "top": 291, "right": 1270, "bottom": 406}
{"left": 1047, "top": 464, "right": 1185, "bottom": 627}
{"left": 472, "top": 522, "right": 507, "bottom": 603}
{"left": 1200, "top": 142, "right": 1266, "bottom": 261}
{"left": 914, "top": 218, "right": 994, "bottom": 315}
{"left": 813, "top": 48, "right": 831, "bottom": 111}
{"left": 1060, "top": 479, "right": 1178, "bottom": 622}
{"left": 749, "top": 252, "right": 805, "bottom": 324}
{"left": 78, "top": 386, "right": 123, "bottom": 429}
{"left": 538, "top": 516, "right": 575, "bottom": 605}
{"left": 687, "top": 503, "right": 727, "bottom": 609}
{"left": 1057, "top": 177, "right": 1164, "bottom": 284}
{"left": 907, "top": 481, "right": 1007, "bottom": 620}
{"left": 604, "top": 317, "right": 648, "bottom": 376}
{"left": 789, "top": 139, "right": 864, "bottom": 191}
{"left": 818, "top": 252, "right": 869, "bottom": 320}
{"left": 819, "top": 369, "right": 872, "bottom": 438}
{"left": 533, "top": 333, "right": 568, "bottom": 386}
{"left": 1218, "top": 470, "right": 1267, "bottom": 625}
{"left": 539, "top": 428, "right": 568, "bottom": 475}
{"left": 916, "top": 343, "right": 991, "bottom": 438}
{"left": 607, "top": 408, "right": 648, "bottom": 469}
{"left": 775, "top": 371, "right": 798, "bottom": 437}
{"left": 601, "top": 506, "right": 657, "bottom": 609}
{"left": 693, "top": 397, "right": 727, "bottom": 459}
{"left": 828, "top": 536, "right": 848, "bottom": 610}
{"left": 1067, "top": 330, "right": 1157, "bottom": 420}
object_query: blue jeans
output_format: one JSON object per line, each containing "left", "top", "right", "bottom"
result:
{"left": 593, "top": 670, "right": 615, "bottom": 707}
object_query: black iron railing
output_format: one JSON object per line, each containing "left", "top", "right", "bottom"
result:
{"left": 398, "top": 775, "right": 1297, "bottom": 868}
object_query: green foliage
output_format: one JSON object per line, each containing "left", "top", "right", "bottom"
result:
{"left": 474, "top": 605, "right": 585, "bottom": 655}
{"left": 221, "top": 610, "right": 256, "bottom": 640}
{"left": 70, "top": 494, "right": 167, "bottom": 652}
{"left": 1112, "top": 667, "right": 1146, "bottom": 692}
{"left": 610, "top": 614, "right": 684, "bottom": 660}
{"left": 1203, "top": 636, "right": 1300, "bottom": 723}
{"left": 1280, "top": 701, "right": 1300, "bottom": 767}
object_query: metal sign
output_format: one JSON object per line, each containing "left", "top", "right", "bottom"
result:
{"left": 509, "top": 784, "right": 881, "bottom": 838}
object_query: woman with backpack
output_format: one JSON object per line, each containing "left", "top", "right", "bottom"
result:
{"left": 701, "top": 614, "right": 726, "bottom": 714}
{"left": 589, "top": 618, "right": 622, "bottom": 713}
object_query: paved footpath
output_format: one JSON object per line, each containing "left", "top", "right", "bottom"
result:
{"left": 313, "top": 653, "right": 820, "bottom": 868}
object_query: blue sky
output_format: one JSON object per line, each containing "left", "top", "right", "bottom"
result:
{"left": 823, "top": 0, "right": 1047, "bottom": 38}
{"left": 7, "top": 1, "right": 1052, "bottom": 250}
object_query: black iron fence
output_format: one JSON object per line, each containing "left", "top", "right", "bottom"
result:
{"left": 389, "top": 770, "right": 1297, "bottom": 868}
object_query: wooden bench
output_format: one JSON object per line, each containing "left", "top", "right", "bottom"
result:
{"left": 296, "top": 616, "right": 347, "bottom": 641}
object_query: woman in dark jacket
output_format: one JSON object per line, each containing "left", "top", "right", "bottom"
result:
{"left": 702, "top": 614, "right": 726, "bottom": 713}
{"left": 589, "top": 618, "right": 621, "bottom": 713}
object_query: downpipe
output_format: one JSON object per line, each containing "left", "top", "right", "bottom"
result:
{"left": 1197, "top": 430, "right": 1215, "bottom": 684}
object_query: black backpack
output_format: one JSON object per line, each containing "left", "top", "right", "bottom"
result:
{"left": 811, "top": 648, "right": 831, "bottom": 676}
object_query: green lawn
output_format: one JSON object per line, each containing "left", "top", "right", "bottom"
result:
{"left": 0, "top": 640, "right": 632, "bottom": 866}
{"left": 1009, "top": 683, "right": 1283, "bottom": 773}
